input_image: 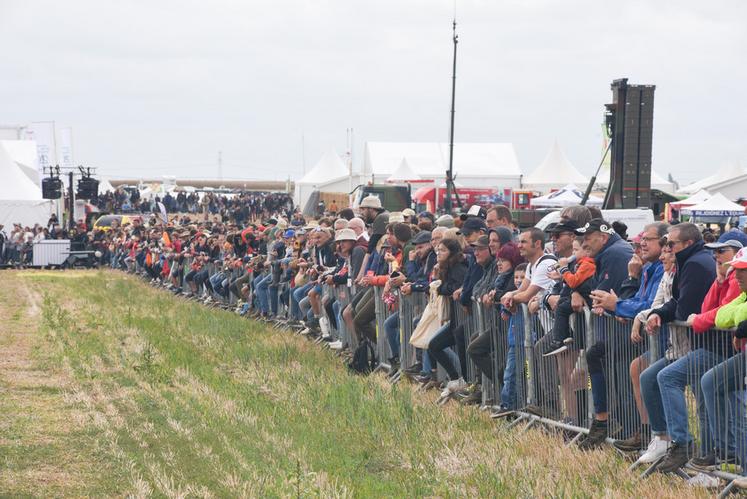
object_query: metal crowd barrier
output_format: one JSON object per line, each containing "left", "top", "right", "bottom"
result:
{"left": 334, "top": 284, "right": 355, "bottom": 349}
{"left": 373, "top": 286, "right": 394, "bottom": 372}
{"left": 399, "top": 291, "right": 427, "bottom": 371}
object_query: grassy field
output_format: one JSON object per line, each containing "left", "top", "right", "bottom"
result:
{"left": 0, "top": 270, "right": 706, "bottom": 498}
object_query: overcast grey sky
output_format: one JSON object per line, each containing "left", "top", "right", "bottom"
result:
{"left": 1, "top": 0, "right": 745, "bottom": 184}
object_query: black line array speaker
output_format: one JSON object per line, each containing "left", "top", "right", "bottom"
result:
{"left": 603, "top": 78, "right": 656, "bottom": 209}
{"left": 76, "top": 177, "right": 99, "bottom": 200}
{"left": 42, "top": 177, "right": 63, "bottom": 199}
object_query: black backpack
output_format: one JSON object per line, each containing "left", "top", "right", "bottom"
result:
{"left": 348, "top": 339, "right": 377, "bottom": 375}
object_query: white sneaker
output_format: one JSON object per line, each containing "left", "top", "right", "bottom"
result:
{"left": 687, "top": 472, "right": 720, "bottom": 488}
{"left": 638, "top": 436, "right": 670, "bottom": 463}
{"left": 445, "top": 378, "right": 467, "bottom": 394}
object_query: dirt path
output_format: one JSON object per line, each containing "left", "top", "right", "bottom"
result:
{"left": 0, "top": 273, "right": 102, "bottom": 496}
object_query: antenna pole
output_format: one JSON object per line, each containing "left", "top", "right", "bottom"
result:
{"left": 445, "top": 18, "right": 459, "bottom": 213}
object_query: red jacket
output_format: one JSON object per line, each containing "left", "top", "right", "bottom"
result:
{"left": 693, "top": 269, "right": 742, "bottom": 333}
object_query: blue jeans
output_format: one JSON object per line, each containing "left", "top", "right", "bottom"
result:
{"left": 701, "top": 352, "right": 747, "bottom": 464}
{"left": 254, "top": 274, "right": 273, "bottom": 314}
{"left": 384, "top": 312, "right": 400, "bottom": 358}
{"left": 658, "top": 348, "right": 722, "bottom": 451}
{"left": 501, "top": 345, "right": 517, "bottom": 409}
{"left": 641, "top": 357, "right": 670, "bottom": 435}
{"left": 291, "top": 283, "right": 313, "bottom": 319}
{"left": 422, "top": 346, "right": 459, "bottom": 376}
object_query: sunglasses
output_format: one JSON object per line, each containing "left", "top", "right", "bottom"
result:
{"left": 715, "top": 247, "right": 735, "bottom": 254}
{"left": 665, "top": 240, "right": 682, "bottom": 249}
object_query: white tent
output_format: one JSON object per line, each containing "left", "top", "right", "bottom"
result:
{"left": 293, "top": 149, "right": 351, "bottom": 209}
{"left": 530, "top": 184, "right": 603, "bottom": 208}
{"left": 678, "top": 161, "right": 746, "bottom": 196}
{"left": 98, "top": 177, "right": 116, "bottom": 194}
{"left": 522, "top": 141, "right": 587, "bottom": 191}
{"left": 1, "top": 139, "right": 40, "bottom": 186}
{"left": 387, "top": 158, "right": 427, "bottom": 183}
{"left": 0, "top": 142, "right": 54, "bottom": 229}
{"left": 364, "top": 142, "right": 522, "bottom": 188}
{"left": 670, "top": 189, "right": 711, "bottom": 210}
{"left": 681, "top": 192, "right": 745, "bottom": 218}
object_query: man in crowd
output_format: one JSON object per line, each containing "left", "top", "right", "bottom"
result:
{"left": 641, "top": 223, "right": 718, "bottom": 472}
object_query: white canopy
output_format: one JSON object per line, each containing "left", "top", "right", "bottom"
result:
{"left": 681, "top": 192, "right": 745, "bottom": 217}
{"left": 98, "top": 177, "right": 116, "bottom": 194}
{"left": 386, "top": 158, "right": 425, "bottom": 183}
{"left": 364, "top": 142, "right": 522, "bottom": 188}
{"left": 523, "top": 141, "right": 587, "bottom": 190}
{"left": 669, "top": 189, "right": 711, "bottom": 210}
{"left": 294, "top": 149, "right": 350, "bottom": 209}
{"left": 678, "top": 162, "right": 746, "bottom": 195}
{"left": 1, "top": 139, "right": 39, "bottom": 185}
{"left": 0, "top": 142, "right": 54, "bottom": 228}
{"left": 0, "top": 142, "right": 42, "bottom": 201}
{"left": 530, "top": 184, "right": 603, "bottom": 208}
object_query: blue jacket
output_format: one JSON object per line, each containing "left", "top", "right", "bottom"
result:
{"left": 592, "top": 233, "right": 634, "bottom": 293}
{"left": 405, "top": 250, "right": 436, "bottom": 293}
{"left": 615, "top": 260, "right": 664, "bottom": 318}
{"left": 651, "top": 240, "right": 716, "bottom": 322}
{"left": 460, "top": 253, "right": 486, "bottom": 306}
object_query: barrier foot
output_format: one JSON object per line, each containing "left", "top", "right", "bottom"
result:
{"left": 520, "top": 417, "right": 538, "bottom": 434}
{"left": 504, "top": 414, "right": 527, "bottom": 431}
{"left": 718, "top": 480, "right": 737, "bottom": 499}
{"left": 565, "top": 432, "right": 584, "bottom": 447}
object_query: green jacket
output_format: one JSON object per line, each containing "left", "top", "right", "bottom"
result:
{"left": 714, "top": 292, "right": 747, "bottom": 329}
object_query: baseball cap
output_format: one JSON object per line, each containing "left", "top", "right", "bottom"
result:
{"left": 418, "top": 211, "right": 436, "bottom": 222}
{"left": 705, "top": 230, "right": 747, "bottom": 250}
{"left": 402, "top": 208, "right": 416, "bottom": 218}
{"left": 726, "top": 247, "right": 747, "bottom": 269}
{"left": 412, "top": 230, "right": 432, "bottom": 245}
{"left": 470, "top": 234, "right": 490, "bottom": 248}
{"left": 283, "top": 229, "right": 296, "bottom": 239}
{"left": 460, "top": 205, "right": 487, "bottom": 221}
{"left": 574, "top": 218, "right": 615, "bottom": 236}
{"left": 461, "top": 216, "right": 488, "bottom": 236}
{"left": 547, "top": 220, "right": 580, "bottom": 234}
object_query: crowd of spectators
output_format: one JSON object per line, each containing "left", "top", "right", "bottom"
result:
{"left": 3, "top": 192, "right": 747, "bottom": 489}
{"left": 95, "top": 188, "right": 294, "bottom": 223}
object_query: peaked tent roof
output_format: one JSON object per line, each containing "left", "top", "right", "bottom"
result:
{"left": 387, "top": 158, "right": 426, "bottom": 183}
{"left": 99, "top": 177, "right": 116, "bottom": 193}
{"left": 530, "top": 184, "right": 603, "bottom": 208}
{"left": 0, "top": 142, "right": 42, "bottom": 201}
{"left": 1, "top": 139, "right": 39, "bottom": 185}
{"left": 523, "top": 141, "right": 587, "bottom": 187}
{"left": 298, "top": 149, "right": 349, "bottom": 185}
{"left": 678, "top": 161, "right": 746, "bottom": 195}
{"left": 364, "top": 142, "right": 521, "bottom": 179}
{"left": 670, "top": 189, "right": 711, "bottom": 209}
{"left": 681, "top": 192, "right": 745, "bottom": 217}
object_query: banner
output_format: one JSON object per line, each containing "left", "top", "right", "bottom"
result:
{"left": 24, "top": 121, "right": 56, "bottom": 186}
{"left": 157, "top": 202, "right": 168, "bottom": 225}
{"left": 58, "top": 127, "right": 74, "bottom": 169}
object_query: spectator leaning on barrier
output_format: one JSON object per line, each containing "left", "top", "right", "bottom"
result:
{"left": 701, "top": 247, "right": 747, "bottom": 472}
{"left": 428, "top": 217, "right": 487, "bottom": 392}
{"left": 571, "top": 218, "right": 634, "bottom": 450}
{"left": 423, "top": 238, "right": 468, "bottom": 393}
{"left": 642, "top": 222, "right": 718, "bottom": 473}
